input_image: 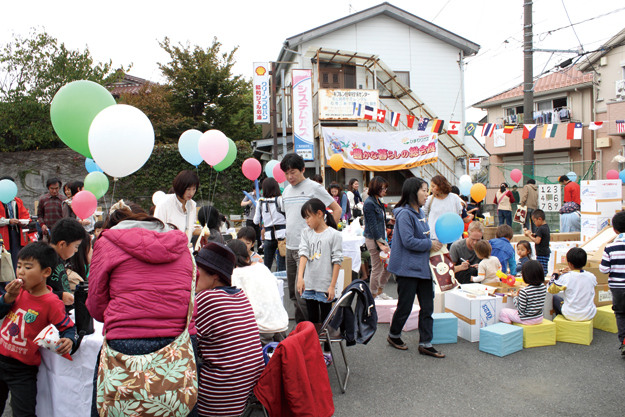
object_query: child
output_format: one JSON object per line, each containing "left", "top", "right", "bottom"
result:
{"left": 297, "top": 198, "right": 343, "bottom": 364}
{"left": 599, "top": 211, "right": 625, "bottom": 355}
{"left": 0, "top": 243, "right": 76, "bottom": 416}
{"left": 516, "top": 240, "right": 532, "bottom": 273}
{"left": 524, "top": 209, "right": 550, "bottom": 275}
{"left": 472, "top": 240, "right": 501, "bottom": 284}
{"left": 237, "top": 226, "right": 263, "bottom": 264}
{"left": 548, "top": 247, "right": 597, "bottom": 321}
{"left": 490, "top": 224, "right": 516, "bottom": 275}
{"left": 93, "top": 220, "right": 104, "bottom": 240}
{"left": 499, "top": 260, "right": 547, "bottom": 325}
{"left": 49, "top": 218, "right": 87, "bottom": 309}
{"left": 227, "top": 239, "right": 289, "bottom": 346}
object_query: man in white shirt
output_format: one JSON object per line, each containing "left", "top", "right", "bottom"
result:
{"left": 280, "top": 153, "right": 342, "bottom": 323}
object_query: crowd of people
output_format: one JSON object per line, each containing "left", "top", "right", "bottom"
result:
{"left": 1, "top": 152, "right": 624, "bottom": 417}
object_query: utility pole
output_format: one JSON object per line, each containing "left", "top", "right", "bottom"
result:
{"left": 522, "top": 0, "right": 534, "bottom": 182}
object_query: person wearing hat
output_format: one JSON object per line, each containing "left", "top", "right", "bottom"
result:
{"left": 194, "top": 242, "right": 265, "bottom": 417}
{"left": 494, "top": 182, "right": 515, "bottom": 227}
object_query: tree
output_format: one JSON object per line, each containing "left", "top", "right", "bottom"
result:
{"left": 0, "top": 29, "right": 127, "bottom": 151}
{"left": 158, "top": 37, "right": 260, "bottom": 142}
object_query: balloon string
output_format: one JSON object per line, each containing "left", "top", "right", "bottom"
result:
{"left": 210, "top": 172, "right": 220, "bottom": 209}
{"left": 196, "top": 166, "right": 204, "bottom": 206}
{"left": 111, "top": 179, "right": 117, "bottom": 206}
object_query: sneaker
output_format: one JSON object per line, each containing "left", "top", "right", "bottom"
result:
{"left": 323, "top": 353, "right": 333, "bottom": 366}
{"left": 620, "top": 342, "right": 625, "bottom": 356}
{"left": 387, "top": 336, "right": 408, "bottom": 350}
{"left": 376, "top": 293, "right": 393, "bottom": 300}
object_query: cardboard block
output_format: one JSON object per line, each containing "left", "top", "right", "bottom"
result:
{"left": 593, "top": 305, "right": 617, "bottom": 333}
{"left": 513, "top": 319, "right": 556, "bottom": 348}
{"left": 479, "top": 323, "right": 523, "bottom": 357}
{"left": 390, "top": 305, "right": 420, "bottom": 332}
{"left": 431, "top": 313, "right": 458, "bottom": 344}
{"left": 554, "top": 315, "right": 593, "bottom": 345}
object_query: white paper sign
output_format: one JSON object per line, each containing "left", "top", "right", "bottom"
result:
{"left": 539, "top": 184, "right": 561, "bottom": 212}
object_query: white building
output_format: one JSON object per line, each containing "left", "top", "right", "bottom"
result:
{"left": 254, "top": 2, "right": 482, "bottom": 197}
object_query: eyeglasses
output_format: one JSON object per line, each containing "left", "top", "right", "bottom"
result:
{"left": 381, "top": 187, "right": 388, "bottom": 191}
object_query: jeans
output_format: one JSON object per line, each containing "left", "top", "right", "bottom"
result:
{"left": 524, "top": 208, "right": 536, "bottom": 233}
{"left": 498, "top": 210, "right": 512, "bottom": 227}
{"left": 611, "top": 288, "right": 625, "bottom": 344}
{"left": 365, "top": 238, "right": 391, "bottom": 295}
{"left": 389, "top": 276, "right": 434, "bottom": 345}
{"left": 286, "top": 248, "right": 308, "bottom": 323}
{"left": 0, "top": 355, "right": 38, "bottom": 417}
{"left": 263, "top": 239, "right": 285, "bottom": 272}
{"left": 553, "top": 294, "right": 564, "bottom": 316}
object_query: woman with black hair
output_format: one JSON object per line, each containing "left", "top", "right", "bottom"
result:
{"left": 328, "top": 183, "right": 350, "bottom": 222}
{"left": 254, "top": 177, "right": 286, "bottom": 271}
{"left": 364, "top": 176, "right": 391, "bottom": 299}
{"left": 62, "top": 181, "right": 94, "bottom": 232}
{"left": 197, "top": 205, "right": 224, "bottom": 246}
{"left": 494, "top": 182, "right": 515, "bottom": 227}
{"left": 154, "top": 170, "right": 201, "bottom": 244}
{"left": 66, "top": 229, "right": 91, "bottom": 291}
{"left": 387, "top": 177, "right": 445, "bottom": 358}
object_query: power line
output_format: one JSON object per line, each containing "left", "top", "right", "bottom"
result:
{"left": 431, "top": 0, "right": 452, "bottom": 22}
{"left": 560, "top": 0, "right": 598, "bottom": 74}
{"left": 536, "top": 6, "right": 625, "bottom": 39}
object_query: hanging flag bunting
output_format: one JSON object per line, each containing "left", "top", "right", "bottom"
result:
{"left": 363, "top": 105, "right": 375, "bottom": 120}
{"left": 431, "top": 119, "right": 444, "bottom": 134}
{"left": 566, "top": 122, "right": 582, "bottom": 140}
{"left": 418, "top": 117, "right": 430, "bottom": 131}
{"left": 542, "top": 124, "right": 558, "bottom": 138}
{"left": 469, "top": 158, "right": 481, "bottom": 171}
{"left": 589, "top": 121, "right": 603, "bottom": 130}
{"left": 406, "top": 115, "right": 416, "bottom": 129}
{"left": 617, "top": 120, "right": 625, "bottom": 133}
{"left": 503, "top": 125, "right": 514, "bottom": 134}
{"left": 352, "top": 103, "right": 363, "bottom": 118}
{"left": 522, "top": 124, "right": 537, "bottom": 139}
{"left": 448, "top": 121, "right": 460, "bottom": 135}
{"left": 481, "top": 123, "right": 495, "bottom": 137}
{"left": 390, "top": 112, "right": 401, "bottom": 127}
{"left": 464, "top": 122, "right": 477, "bottom": 136}
{"left": 377, "top": 109, "right": 387, "bottom": 123}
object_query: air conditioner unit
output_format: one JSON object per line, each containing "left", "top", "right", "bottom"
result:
{"left": 617, "top": 80, "right": 625, "bottom": 100}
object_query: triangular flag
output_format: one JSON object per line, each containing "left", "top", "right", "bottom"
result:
{"left": 390, "top": 112, "right": 401, "bottom": 127}
{"left": 377, "top": 109, "right": 386, "bottom": 123}
{"left": 448, "top": 121, "right": 460, "bottom": 135}
{"left": 522, "top": 124, "right": 537, "bottom": 139}
{"left": 589, "top": 121, "right": 603, "bottom": 130}
{"left": 431, "top": 119, "right": 444, "bottom": 134}
{"left": 406, "top": 115, "right": 416, "bottom": 129}
{"left": 464, "top": 122, "right": 477, "bottom": 136}
{"left": 503, "top": 125, "right": 514, "bottom": 134}
{"left": 566, "top": 122, "right": 582, "bottom": 140}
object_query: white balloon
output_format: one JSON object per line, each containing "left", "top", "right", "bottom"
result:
{"left": 459, "top": 175, "right": 472, "bottom": 185}
{"left": 152, "top": 191, "right": 166, "bottom": 206}
{"left": 88, "top": 105, "right": 155, "bottom": 178}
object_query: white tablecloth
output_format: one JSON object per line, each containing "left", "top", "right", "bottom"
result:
{"left": 36, "top": 319, "right": 104, "bottom": 417}
{"left": 342, "top": 234, "right": 365, "bottom": 272}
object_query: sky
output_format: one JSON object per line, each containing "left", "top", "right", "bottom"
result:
{"left": 2, "top": 0, "right": 624, "bottom": 123}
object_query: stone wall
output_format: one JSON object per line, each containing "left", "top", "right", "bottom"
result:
{"left": 0, "top": 148, "right": 89, "bottom": 213}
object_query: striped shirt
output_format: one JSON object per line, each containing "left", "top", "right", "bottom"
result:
{"left": 196, "top": 287, "right": 264, "bottom": 417}
{"left": 514, "top": 284, "right": 546, "bottom": 320}
{"left": 600, "top": 234, "right": 625, "bottom": 289}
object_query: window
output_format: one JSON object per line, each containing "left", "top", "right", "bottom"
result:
{"left": 378, "top": 71, "right": 410, "bottom": 98}
{"left": 504, "top": 106, "right": 524, "bottom": 125}
{"left": 371, "top": 169, "right": 414, "bottom": 195}
{"left": 533, "top": 97, "right": 569, "bottom": 124}
{"left": 319, "top": 63, "right": 356, "bottom": 89}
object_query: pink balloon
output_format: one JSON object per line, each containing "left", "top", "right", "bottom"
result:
{"left": 72, "top": 190, "right": 97, "bottom": 219}
{"left": 510, "top": 169, "right": 522, "bottom": 184}
{"left": 273, "top": 164, "right": 286, "bottom": 183}
{"left": 242, "top": 158, "right": 262, "bottom": 181}
{"left": 198, "top": 130, "right": 229, "bottom": 166}
{"left": 606, "top": 169, "right": 619, "bottom": 180}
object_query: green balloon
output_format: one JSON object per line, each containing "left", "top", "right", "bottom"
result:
{"left": 50, "top": 80, "right": 116, "bottom": 158}
{"left": 84, "top": 172, "right": 109, "bottom": 199}
{"left": 214, "top": 139, "right": 237, "bottom": 172}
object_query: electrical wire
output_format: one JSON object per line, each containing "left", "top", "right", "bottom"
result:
{"left": 536, "top": 6, "right": 625, "bottom": 39}
{"left": 560, "top": 0, "right": 598, "bottom": 74}
{"left": 431, "top": 0, "right": 452, "bottom": 22}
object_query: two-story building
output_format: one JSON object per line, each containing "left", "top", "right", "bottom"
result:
{"left": 253, "top": 2, "right": 483, "bottom": 198}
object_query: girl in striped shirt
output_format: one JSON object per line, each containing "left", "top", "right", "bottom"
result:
{"left": 500, "top": 260, "right": 547, "bottom": 325}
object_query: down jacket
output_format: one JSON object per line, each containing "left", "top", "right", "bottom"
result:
{"left": 87, "top": 221, "right": 196, "bottom": 340}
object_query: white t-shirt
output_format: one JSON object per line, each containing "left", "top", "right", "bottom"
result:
{"left": 549, "top": 270, "right": 597, "bottom": 321}
{"left": 475, "top": 256, "right": 502, "bottom": 284}
{"left": 423, "top": 194, "right": 464, "bottom": 240}
{"left": 153, "top": 194, "right": 197, "bottom": 242}
{"left": 253, "top": 197, "right": 286, "bottom": 240}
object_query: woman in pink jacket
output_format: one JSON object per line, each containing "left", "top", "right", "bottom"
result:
{"left": 86, "top": 203, "right": 198, "bottom": 417}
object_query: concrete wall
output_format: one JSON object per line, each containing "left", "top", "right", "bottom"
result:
{"left": 594, "top": 45, "right": 625, "bottom": 113}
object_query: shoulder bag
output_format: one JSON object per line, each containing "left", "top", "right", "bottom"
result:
{"left": 96, "top": 264, "right": 198, "bottom": 416}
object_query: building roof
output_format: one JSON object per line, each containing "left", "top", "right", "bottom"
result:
{"left": 106, "top": 74, "right": 150, "bottom": 97}
{"left": 284, "top": 2, "right": 480, "bottom": 56}
{"left": 578, "top": 27, "right": 625, "bottom": 72}
{"left": 473, "top": 66, "right": 594, "bottom": 108}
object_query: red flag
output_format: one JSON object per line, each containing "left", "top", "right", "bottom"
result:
{"left": 406, "top": 115, "right": 416, "bottom": 128}
{"left": 431, "top": 119, "right": 444, "bottom": 134}
{"left": 448, "top": 121, "right": 460, "bottom": 135}
{"left": 377, "top": 109, "right": 386, "bottom": 123}
{"left": 503, "top": 125, "right": 514, "bottom": 134}
{"left": 566, "top": 122, "right": 582, "bottom": 140}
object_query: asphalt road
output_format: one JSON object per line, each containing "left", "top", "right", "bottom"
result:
{"left": 4, "top": 280, "right": 624, "bottom": 416}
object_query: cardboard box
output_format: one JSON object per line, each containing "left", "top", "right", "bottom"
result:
{"left": 580, "top": 181, "right": 596, "bottom": 199}
{"left": 431, "top": 313, "right": 458, "bottom": 344}
{"left": 444, "top": 290, "right": 502, "bottom": 342}
{"left": 511, "top": 233, "right": 580, "bottom": 243}
{"left": 595, "top": 283, "right": 612, "bottom": 307}
{"left": 596, "top": 199, "right": 622, "bottom": 216}
{"left": 390, "top": 305, "right": 420, "bottom": 332}
{"left": 581, "top": 214, "right": 611, "bottom": 242}
{"left": 594, "top": 305, "right": 617, "bottom": 333}
{"left": 335, "top": 257, "right": 353, "bottom": 293}
{"left": 483, "top": 226, "right": 497, "bottom": 241}
{"left": 479, "top": 323, "right": 523, "bottom": 357}
{"left": 375, "top": 299, "right": 398, "bottom": 323}
{"left": 580, "top": 180, "right": 622, "bottom": 200}
{"left": 434, "top": 287, "right": 445, "bottom": 314}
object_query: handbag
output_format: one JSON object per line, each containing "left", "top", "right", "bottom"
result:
{"left": 513, "top": 205, "right": 527, "bottom": 224}
{"left": 1, "top": 246, "right": 15, "bottom": 283}
{"left": 429, "top": 247, "right": 458, "bottom": 292}
{"left": 96, "top": 265, "right": 198, "bottom": 416}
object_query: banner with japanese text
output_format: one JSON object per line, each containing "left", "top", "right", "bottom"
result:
{"left": 253, "top": 62, "right": 270, "bottom": 124}
{"left": 292, "top": 69, "right": 314, "bottom": 160}
{"left": 319, "top": 89, "right": 378, "bottom": 120}
{"left": 322, "top": 127, "right": 438, "bottom": 171}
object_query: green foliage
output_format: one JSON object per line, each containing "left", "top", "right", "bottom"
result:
{"left": 114, "top": 141, "right": 254, "bottom": 215}
{"left": 0, "top": 28, "right": 128, "bottom": 152}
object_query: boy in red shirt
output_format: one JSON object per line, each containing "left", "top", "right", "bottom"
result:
{"left": 0, "top": 242, "right": 76, "bottom": 416}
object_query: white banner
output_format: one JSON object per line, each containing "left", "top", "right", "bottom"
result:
{"left": 319, "top": 89, "right": 378, "bottom": 120}
{"left": 292, "top": 69, "right": 314, "bottom": 160}
{"left": 253, "top": 62, "right": 270, "bottom": 124}
{"left": 322, "top": 127, "right": 438, "bottom": 171}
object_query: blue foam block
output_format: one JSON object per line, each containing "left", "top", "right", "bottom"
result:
{"left": 431, "top": 313, "right": 458, "bottom": 344}
{"left": 479, "top": 323, "right": 523, "bottom": 357}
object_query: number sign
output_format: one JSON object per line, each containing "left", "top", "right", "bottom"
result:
{"left": 538, "top": 184, "right": 561, "bottom": 212}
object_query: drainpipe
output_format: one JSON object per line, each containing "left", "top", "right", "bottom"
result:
{"left": 459, "top": 50, "right": 468, "bottom": 175}
{"left": 592, "top": 76, "right": 601, "bottom": 179}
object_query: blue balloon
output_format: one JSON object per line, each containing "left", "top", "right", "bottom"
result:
{"left": 0, "top": 179, "right": 18, "bottom": 204}
{"left": 265, "top": 160, "right": 278, "bottom": 178}
{"left": 459, "top": 181, "right": 472, "bottom": 196}
{"left": 178, "top": 129, "right": 204, "bottom": 166}
{"left": 435, "top": 212, "right": 464, "bottom": 244}
{"left": 243, "top": 191, "right": 257, "bottom": 207}
{"left": 566, "top": 171, "right": 577, "bottom": 183}
{"left": 619, "top": 170, "right": 625, "bottom": 183}
{"left": 85, "top": 158, "right": 103, "bottom": 173}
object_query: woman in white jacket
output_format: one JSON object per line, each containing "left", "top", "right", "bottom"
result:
{"left": 253, "top": 178, "right": 286, "bottom": 271}
{"left": 228, "top": 239, "right": 289, "bottom": 345}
